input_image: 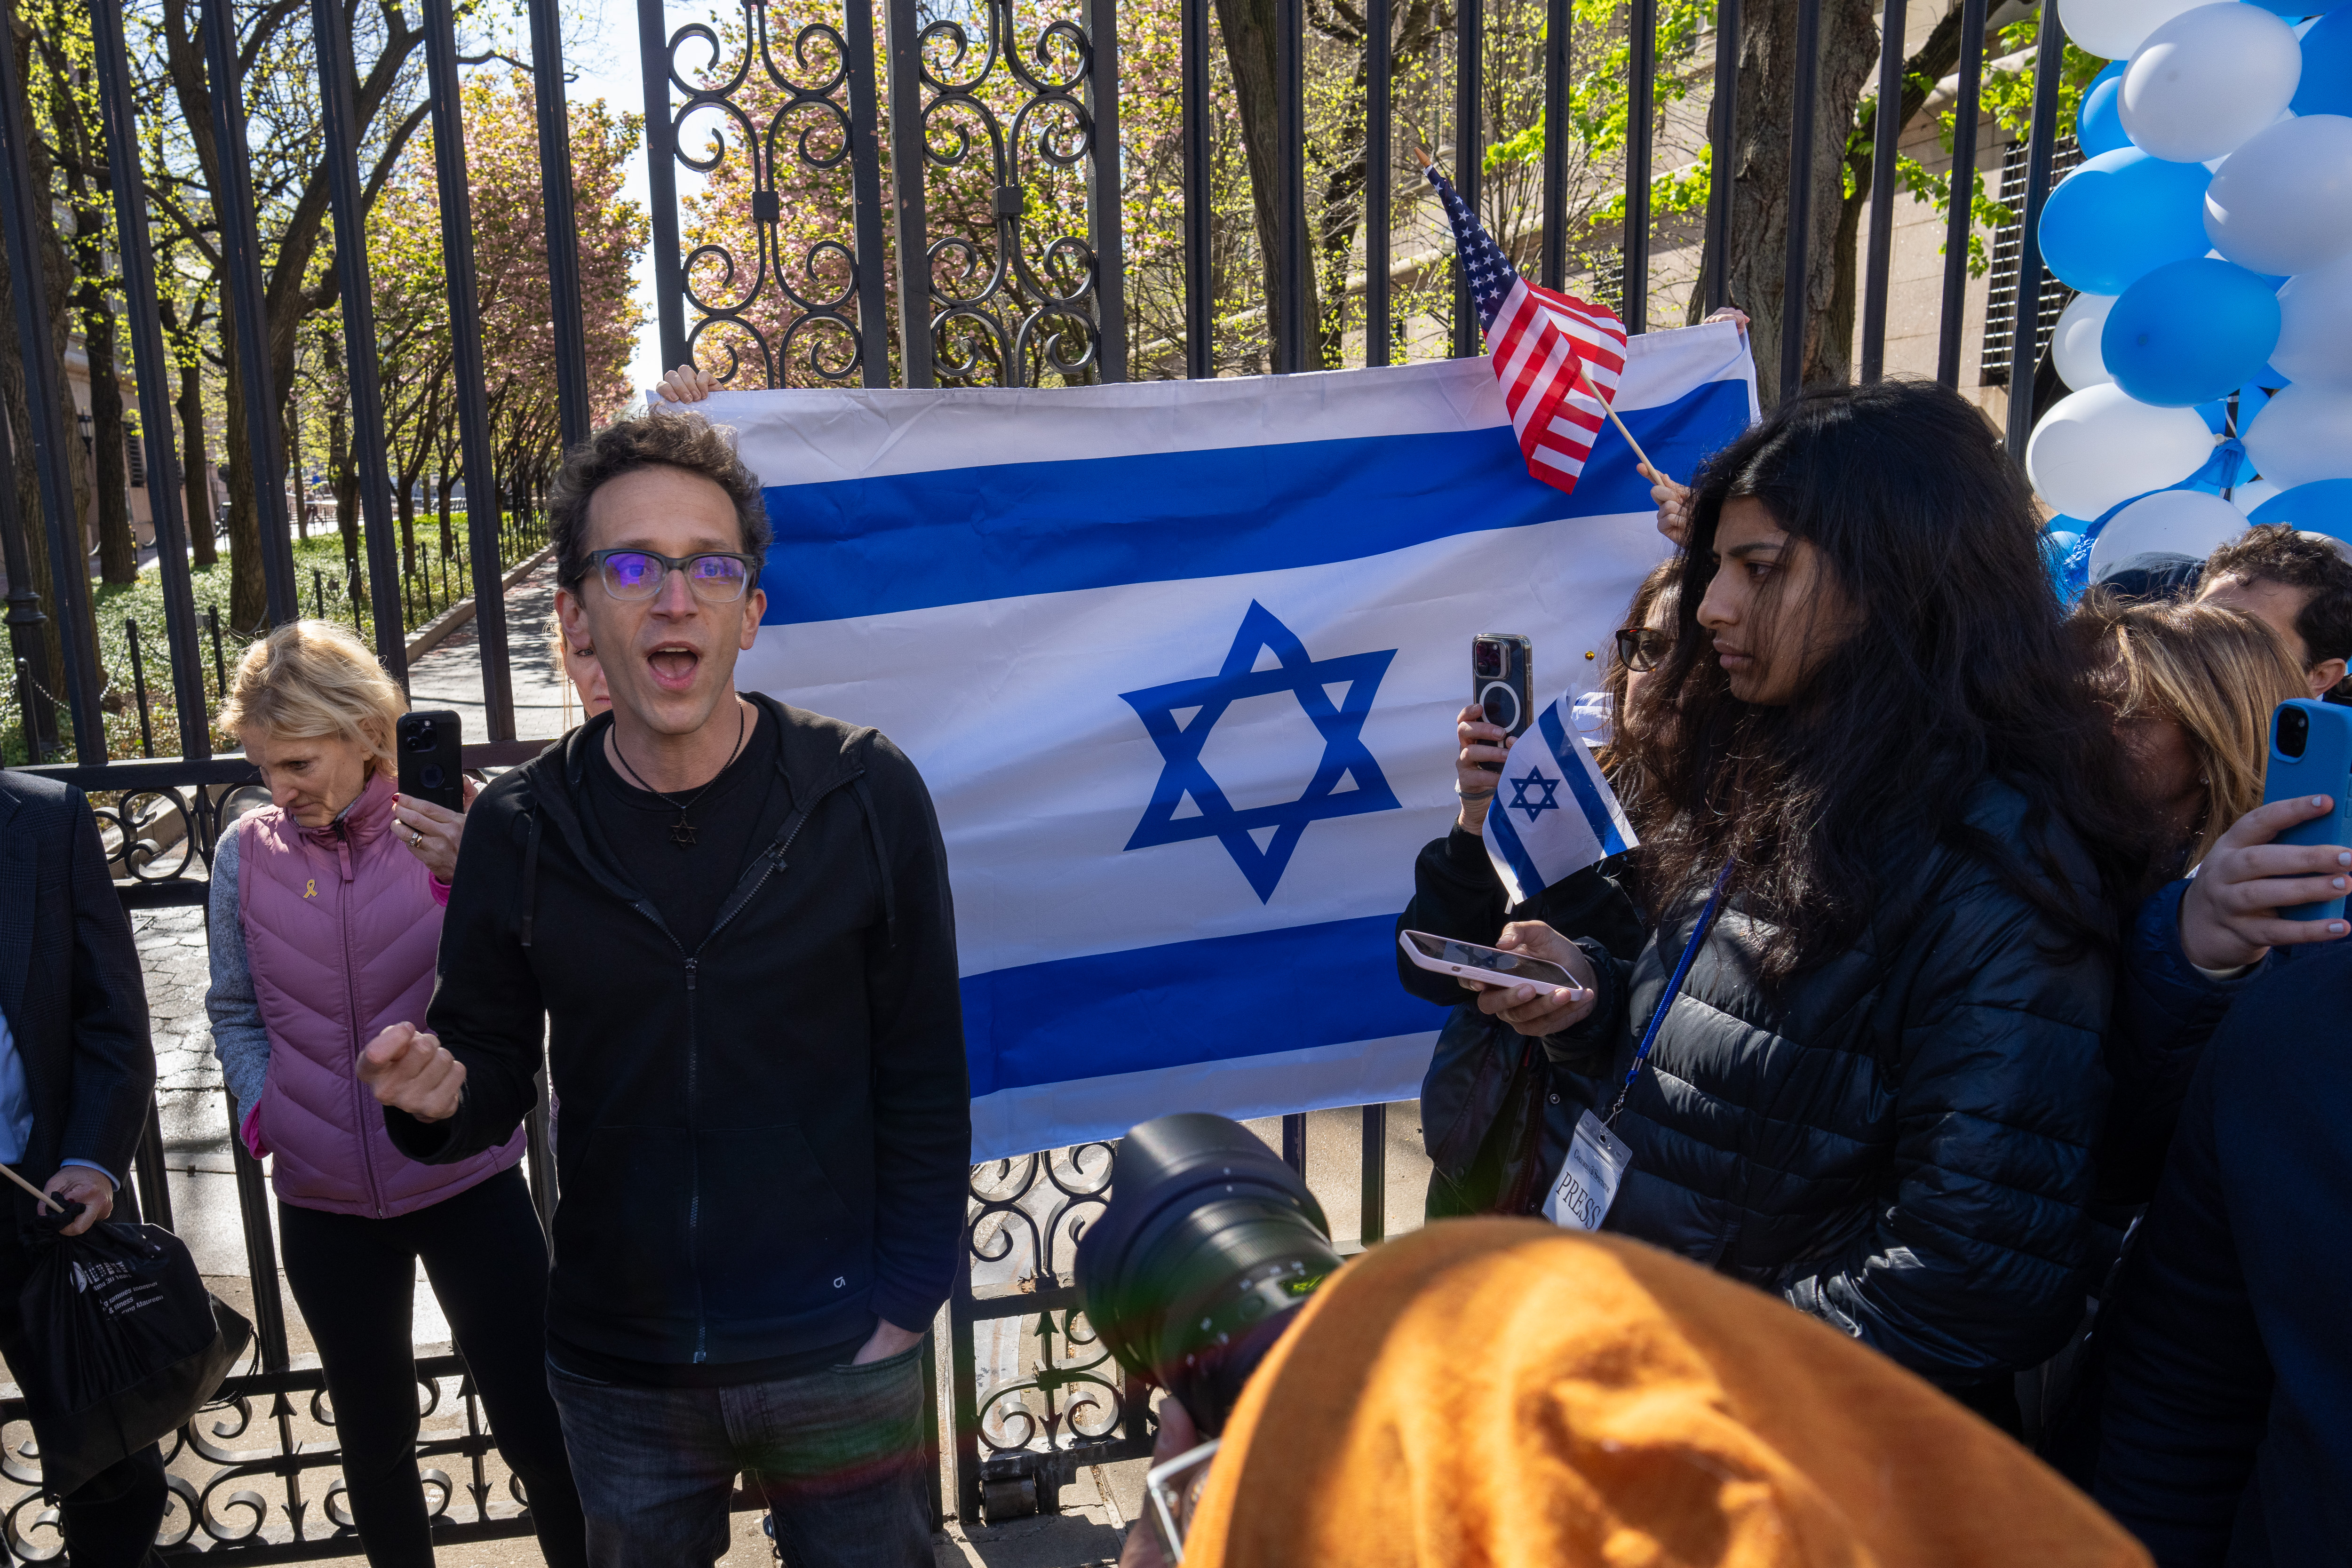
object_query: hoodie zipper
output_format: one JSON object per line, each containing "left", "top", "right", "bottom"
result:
{"left": 614, "top": 774, "right": 849, "bottom": 1365}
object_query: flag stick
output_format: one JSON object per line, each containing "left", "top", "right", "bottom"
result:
{"left": 0, "top": 1162, "right": 65, "bottom": 1211}
{"left": 1569, "top": 355, "right": 1662, "bottom": 480}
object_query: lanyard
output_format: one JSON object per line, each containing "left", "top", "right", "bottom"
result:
{"left": 1606, "top": 858, "right": 1735, "bottom": 1126}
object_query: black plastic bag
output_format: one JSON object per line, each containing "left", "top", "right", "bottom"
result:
{"left": 17, "top": 1219, "right": 251, "bottom": 1496}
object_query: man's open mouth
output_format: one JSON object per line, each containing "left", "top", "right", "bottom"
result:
{"left": 647, "top": 643, "right": 701, "bottom": 690}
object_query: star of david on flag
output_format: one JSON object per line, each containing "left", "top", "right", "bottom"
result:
{"left": 1483, "top": 692, "right": 1641, "bottom": 906}
{"left": 1122, "top": 602, "right": 1401, "bottom": 904}
{"left": 1426, "top": 163, "right": 1629, "bottom": 494}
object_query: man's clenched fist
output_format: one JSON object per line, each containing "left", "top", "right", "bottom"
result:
{"left": 359, "top": 1022, "right": 467, "bottom": 1122}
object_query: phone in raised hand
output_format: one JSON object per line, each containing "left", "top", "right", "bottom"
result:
{"left": 2262, "top": 700, "right": 2352, "bottom": 921}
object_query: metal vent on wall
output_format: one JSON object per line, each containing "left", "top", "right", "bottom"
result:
{"left": 1981, "top": 133, "right": 2084, "bottom": 384}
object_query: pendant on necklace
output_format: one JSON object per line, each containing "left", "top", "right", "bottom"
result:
{"left": 670, "top": 818, "right": 698, "bottom": 847}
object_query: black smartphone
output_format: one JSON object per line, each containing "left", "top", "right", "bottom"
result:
{"left": 1471, "top": 634, "right": 1533, "bottom": 771}
{"left": 396, "top": 709, "right": 465, "bottom": 813}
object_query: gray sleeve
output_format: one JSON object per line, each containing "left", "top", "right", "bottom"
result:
{"left": 204, "top": 824, "right": 271, "bottom": 1124}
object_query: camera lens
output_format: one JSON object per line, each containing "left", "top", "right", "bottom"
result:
{"left": 2279, "top": 703, "right": 2310, "bottom": 760}
{"left": 1472, "top": 640, "right": 1504, "bottom": 678}
{"left": 407, "top": 721, "right": 435, "bottom": 751}
{"left": 1074, "top": 1114, "right": 1340, "bottom": 1437}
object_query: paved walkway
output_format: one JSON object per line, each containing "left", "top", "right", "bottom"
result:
{"left": 407, "top": 553, "right": 585, "bottom": 746}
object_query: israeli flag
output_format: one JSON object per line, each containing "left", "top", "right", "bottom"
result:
{"left": 697, "top": 322, "right": 1755, "bottom": 1160}
{"left": 1482, "top": 692, "right": 1640, "bottom": 906}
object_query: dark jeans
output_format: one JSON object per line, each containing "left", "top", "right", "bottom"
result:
{"left": 277, "top": 1166, "right": 587, "bottom": 1568}
{"left": 0, "top": 1227, "right": 168, "bottom": 1567}
{"left": 545, "top": 1342, "right": 930, "bottom": 1568}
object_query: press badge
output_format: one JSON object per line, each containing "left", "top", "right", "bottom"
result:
{"left": 1544, "top": 1110, "right": 1631, "bottom": 1232}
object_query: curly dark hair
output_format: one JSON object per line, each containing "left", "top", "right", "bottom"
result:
{"left": 547, "top": 412, "right": 772, "bottom": 591}
{"left": 1621, "top": 378, "right": 2159, "bottom": 982}
{"left": 2202, "top": 521, "right": 2352, "bottom": 677}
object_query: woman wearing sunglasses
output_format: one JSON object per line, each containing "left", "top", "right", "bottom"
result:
{"left": 1396, "top": 561, "right": 1683, "bottom": 1217}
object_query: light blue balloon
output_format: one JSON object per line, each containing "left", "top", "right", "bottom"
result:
{"left": 2038, "top": 149, "right": 2215, "bottom": 296}
{"left": 2077, "top": 76, "right": 2128, "bottom": 158}
{"left": 2104, "top": 259, "right": 2283, "bottom": 408}
{"left": 2249, "top": 479, "right": 2352, "bottom": 544}
{"left": 2292, "top": 12, "right": 2352, "bottom": 119}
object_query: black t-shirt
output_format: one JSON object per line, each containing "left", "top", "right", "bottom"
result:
{"left": 559, "top": 704, "right": 870, "bottom": 1385}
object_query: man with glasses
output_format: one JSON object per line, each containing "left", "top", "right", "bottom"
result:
{"left": 358, "top": 411, "right": 969, "bottom": 1568}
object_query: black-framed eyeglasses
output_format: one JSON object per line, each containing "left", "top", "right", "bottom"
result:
{"left": 585, "top": 549, "right": 759, "bottom": 604}
{"left": 1614, "top": 628, "right": 1672, "bottom": 673}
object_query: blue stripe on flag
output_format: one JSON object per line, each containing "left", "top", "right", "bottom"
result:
{"left": 1483, "top": 794, "right": 1547, "bottom": 900}
{"left": 1539, "top": 703, "right": 1628, "bottom": 856}
{"left": 959, "top": 915, "right": 1439, "bottom": 1097}
{"left": 759, "top": 380, "right": 1751, "bottom": 624}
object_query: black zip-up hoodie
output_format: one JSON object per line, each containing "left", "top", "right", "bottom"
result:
{"left": 385, "top": 695, "right": 971, "bottom": 1369}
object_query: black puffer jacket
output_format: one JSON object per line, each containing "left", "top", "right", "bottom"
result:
{"left": 1550, "top": 780, "right": 2116, "bottom": 1390}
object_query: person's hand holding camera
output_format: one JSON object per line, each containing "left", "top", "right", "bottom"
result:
{"left": 1454, "top": 702, "right": 1512, "bottom": 832}
{"left": 359, "top": 1023, "right": 468, "bottom": 1122}
{"left": 2179, "top": 795, "right": 2352, "bottom": 971}
{"left": 1118, "top": 1395, "right": 1204, "bottom": 1568}
{"left": 1468, "top": 920, "right": 1597, "bottom": 1036}
{"left": 393, "top": 774, "right": 475, "bottom": 884}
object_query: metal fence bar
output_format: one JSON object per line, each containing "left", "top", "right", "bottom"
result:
{"left": 1936, "top": 0, "right": 1987, "bottom": 388}
{"left": 199, "top": 0, "right": 300, "bottom": 629}
{"left": 1360, "top": 1103, "right": 1386, "bottom": 1244}
{"left": 1779, "top": 0, "right": 1820, "bottom": 403}
{"left": 0, "top": 447, "right": 55, "bottom": 762}
{"left": 1088, "top": 0, "right": 1127, "bottom": 383}
{"left": 1623, "top": 0, "right": 1657, "bottom": 334}
{"left": 425, "top": 0, "right": 519, "bottom": 741}
{"left": 844, "top": 0, "right": 896, "bottom": 390}
{"left": 1449, "top": 0, "right": 1481, "bottom": 358}
{"left": 316, "top": 0, "right": 410, "bottom": 685}
{"left": 640, "top": 0, "right": 690, "bottom": 375}
{"left": 1857, "top": 0, "right": 1904, "bottom": 381}
{"left": 529, "top": 0, "right": 594, "bottom": 447}
{"left": 91, "top": 0, "right": 212, "bottom": 758}
{"left": 1275, "top": 0, "right": 1308, "bottom": 373}
{"left": 0, "top": 0, "right": 103, "bottom": 760}
{"left": 1703, "top": 0, "right": 1738, "bottom": 313}
{"left": 2003, "top": 0, "right": 2066, "bottom": 455}
{"left": 1367, "top": 0, "right": 1394, "bottom": 362}
{"left": 885, "top": 0, "right": 936, "bottom": 389}
{"left": 1282, "top": 1111, "right": 1306, "bottom": 1175}
{"left": 126, "top": 618, "right": 154, "bottom": 756}
{"left": 1182, "top": 0, "right": 1212, "bottom": 378}
{"left": 1539, "top": 0, "right": 1568, "bottom": 291}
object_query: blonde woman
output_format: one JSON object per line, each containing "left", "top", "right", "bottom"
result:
{"left": 204, "top": 621, "right": 585, "bottom": 1568}
{"left": 2074, "top": 592, "right": 2311, "bottom": 879}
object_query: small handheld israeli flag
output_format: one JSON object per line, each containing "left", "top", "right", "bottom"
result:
{"left": 1482, "top": 692, "right": 1640, "bottom": 904}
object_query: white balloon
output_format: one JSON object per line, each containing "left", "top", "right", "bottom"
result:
{"left": 2052, "top": 293, "right": 2118, "bottom": 389}
{"left": 2065, "top": 0, "right": 2210, "bottom": 63}
{"left": 2026, "top": 385, "right": 2217, "bottom": 519}
{"left": 2273, "top": 252, "right": 2352, "bottom": 387}
{"left": 2231, "top": 477, "right": 2282, "bottom": 515}
{"left": 2122, "top": 6, "right": 2301, "bottom": 164}
{"left": 2090, "top": 489, "right": 2249, "bottom": 578}
{"left": 2205, "top": 115, "right": 2352, "bottom": 276}
{"left": 2243, "top": 382, "right": 2352, "bottom": 488}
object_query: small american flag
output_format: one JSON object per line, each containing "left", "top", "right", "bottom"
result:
{"left": 1426, "top": 165, "right": 1629, "bottom": 493}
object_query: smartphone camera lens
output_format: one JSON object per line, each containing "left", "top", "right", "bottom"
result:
{"left": 1472, "top": 640, "right": 1504, "bottom": 679}
{"left": 2279, "top": 704, "right": 2310, "bottom": 760}
{"left": 406, "top": 720, "right": 436, "bottom": 752}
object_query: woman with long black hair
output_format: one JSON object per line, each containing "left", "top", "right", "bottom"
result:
{"left": 1477, "top": 379, "right": 2156, "bottom": 1427}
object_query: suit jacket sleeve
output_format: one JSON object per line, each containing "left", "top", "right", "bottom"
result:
{"left": 858, "top": 737, "right": 972, "bottom": 1334}
{"left": 62, "top": 788, "right": 155, "bottom": 1178}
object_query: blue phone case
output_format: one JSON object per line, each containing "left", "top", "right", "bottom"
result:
{"left": 2261, "top": 700, "right": 2352, "bottom": 922}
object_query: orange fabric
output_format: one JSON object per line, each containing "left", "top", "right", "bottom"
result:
{"left": 1179, "top": 1219, "right": 2147, "bottom": 1568}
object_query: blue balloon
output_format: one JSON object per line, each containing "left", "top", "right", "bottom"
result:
{"left": 2038, "top": 149, "right": 2215, "bottom": 296}
{"left": 2077, "top": 77, "right": 2128, "bottom": 158}
{"left": 2293, "top": 12, "right": 2352, "bottom": 119}
{"left": 2249, "top": 479, "right": 2352, "bottom": 545}
{"left": 2248, "top": 0, "right": 2349, "bottom": 17}
{"left": 2103, "top": 259, "right": 2283, "bottom": 407}
{"left": 2041, "top": 531, "right": 2085, "bottom": 594}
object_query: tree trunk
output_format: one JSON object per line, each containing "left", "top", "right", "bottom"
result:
{"left": 330, "top": 402, "right": 360, "bottom": 587}
{"left": 60, "top": 100, "right": 137, "bottom": 586}
{"left": 1722, "top": 0, "right": 1881, "bottom": 405}
{"left": 436, "top": 458, "right": 455, "bottom": 557}
{"left": 1211, "top": 0, "right": 1324, "bottom": 371}
{"left": 177, "top": 356, "right": 215, "bottom": 567}
{"left": 220, "top": 289, "right": 269, "bottom": 635}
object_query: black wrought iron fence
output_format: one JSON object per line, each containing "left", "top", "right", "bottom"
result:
{"left": 0, "top": 0, "right": 2089, "bottom": 1550}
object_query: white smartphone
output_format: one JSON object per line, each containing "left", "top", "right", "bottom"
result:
{"left": 1398, "top": 930, "right": 1589, "bottom": 996}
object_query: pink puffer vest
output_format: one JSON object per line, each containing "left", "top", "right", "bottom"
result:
{"left": 237, "top": 770, "right": 522, "bottom": 1217}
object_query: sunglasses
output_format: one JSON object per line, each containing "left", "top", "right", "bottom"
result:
{"left": 1614, "top": 628, "right": 1672, "bottom": 673}
{"left": 585, "top": 549, "right": 758, "bottom": 604}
